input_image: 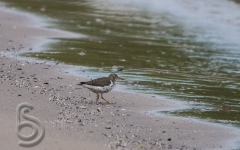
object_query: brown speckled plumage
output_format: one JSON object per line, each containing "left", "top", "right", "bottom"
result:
{"left": 79, "top": 77, "right": 111, "bottom": 87}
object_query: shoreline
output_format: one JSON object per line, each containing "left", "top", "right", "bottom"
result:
{"left": 0, "top": 5, "right": 240, "bottom": 150}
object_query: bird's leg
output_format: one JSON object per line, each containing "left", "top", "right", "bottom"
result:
{"left": 92, "top": 92, "right": 100, "bottom": 104}
{"left": 101, "top": 93, "right": 115, "bottom": 104}
{"left": 95, "top": 93, "right": 99, "bottom": 103}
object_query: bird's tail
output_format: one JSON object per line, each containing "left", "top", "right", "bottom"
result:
{"left": 77, "top": 82, "right": 85, "bottom": 85}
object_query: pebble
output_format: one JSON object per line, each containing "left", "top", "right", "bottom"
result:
{"left": 105, "top": 126, "right": 111, "bottom": 129}
{"left": 80, "top": 106, "right": 87, "bottom": 109}
{"left": 122, "top": 113, "right": 127, "bottom": 116}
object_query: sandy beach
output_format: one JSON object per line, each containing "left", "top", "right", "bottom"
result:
{"left": 0, "top": 5, "right": 240, "bottom": 150}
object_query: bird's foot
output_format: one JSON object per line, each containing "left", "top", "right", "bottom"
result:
{"left": 106, "top": 101, "right": 116, "bottom": 104}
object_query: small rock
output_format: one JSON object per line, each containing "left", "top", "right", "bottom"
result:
{"left": 105, "top": 126, "right": 111, "bottom": 129}
{"left": 122, "top": 114, "right": 127, "bottom": 116}
{"left": 167, "top": 138, "right": 171, "bottom": 141}
{"left": 80, "top": 106, "right": 87, "bottom": 109}
{"left": 138, "top": 145, "right": 142, "bottom": 148}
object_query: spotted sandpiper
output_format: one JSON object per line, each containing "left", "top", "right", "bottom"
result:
{"left": 77, "top": 74, "right": 124, "bottom": 104}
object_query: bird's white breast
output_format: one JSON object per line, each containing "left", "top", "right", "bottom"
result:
{"left": 83, "top": 80, "right": 115, "bottom": 93}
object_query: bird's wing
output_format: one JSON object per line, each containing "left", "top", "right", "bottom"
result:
{"left": 82, "top": 77, "right": 111, "bottom": 87}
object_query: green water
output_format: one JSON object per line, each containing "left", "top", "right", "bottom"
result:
{"left": 2, "top": 0, "right": 240, "bottom": 127}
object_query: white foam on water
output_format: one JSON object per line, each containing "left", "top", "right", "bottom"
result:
{"left": 91, "top": 0, "right": 240, "bottom": 50}
{"left": 0, "top": 2, "right": 48, "bottom": 28}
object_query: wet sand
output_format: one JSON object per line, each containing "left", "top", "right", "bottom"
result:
{"left": 0, "top": 5, "right": 240, "bottom": 150}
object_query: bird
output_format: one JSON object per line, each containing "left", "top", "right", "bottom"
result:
{"left": 77, "top": 74, "right": 124, "bottom": 104}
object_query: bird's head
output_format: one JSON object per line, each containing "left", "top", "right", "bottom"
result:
{"left": 108, "top": 74, "right": 124, "bottom": 82}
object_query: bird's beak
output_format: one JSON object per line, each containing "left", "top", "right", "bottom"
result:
{"left": 117, "top": 77, "right": 124, "bottom": 80}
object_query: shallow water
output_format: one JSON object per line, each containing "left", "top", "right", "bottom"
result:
{"left": 2, "top": 0, "right": 240, "bottom": 127}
